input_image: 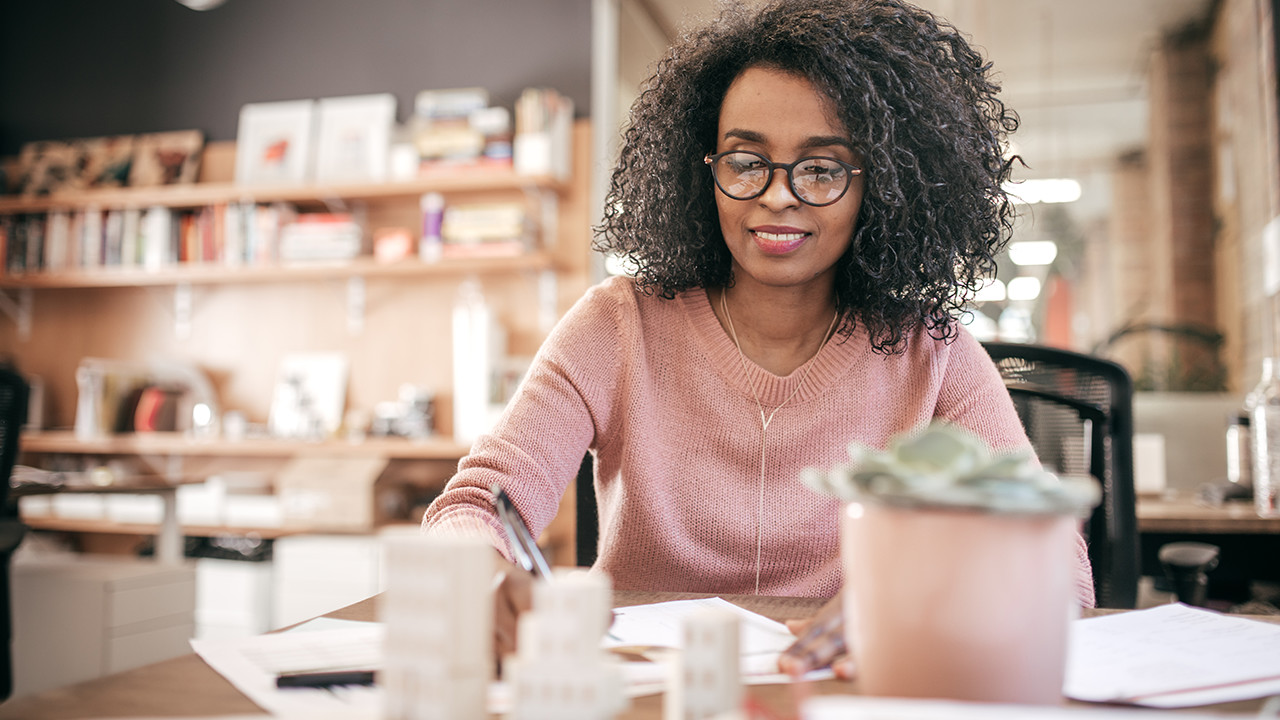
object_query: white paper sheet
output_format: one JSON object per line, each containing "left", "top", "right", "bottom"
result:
{"left": 606, "top": 596, "right": 832, "bottom": 684}
{"left": 1064, "top": 603, "right": 1280, "bottom": 707}
{"left": 191, "top": 596, "right": 828, "bottom": 717}
{"left": 190, "top": 621, "right": 383, "bottom": 718}
{"left": 801, "top": 695, "right": 1243, "bottom": 719}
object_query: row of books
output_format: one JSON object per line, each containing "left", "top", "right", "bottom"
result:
{"left": 0, "top": 200, "right": 537, "bottom": 274}
{"left": 0, "top": 203, "right": 297, "bottom": 274}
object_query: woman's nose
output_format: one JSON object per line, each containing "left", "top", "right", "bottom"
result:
{"left": 758, "top": 167, "right": 801, "bottom": 209}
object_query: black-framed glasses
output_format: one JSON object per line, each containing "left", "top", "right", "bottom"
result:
{"left": 704, "top": 150, "right": 862, "bottom": 207}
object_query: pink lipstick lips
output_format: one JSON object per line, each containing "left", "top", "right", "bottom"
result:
{"left": 751, "top": 226, "right": 809, "bottom": 255}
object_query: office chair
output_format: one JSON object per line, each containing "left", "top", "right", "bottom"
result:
{"left": 0, "top": 366, "right": 29, "bottom": 701}
{"left": 574, "top": 454, "right": 597, "bottom": 568}
{"left": 982, "top": 342, "right": 1140, "bottom": 608}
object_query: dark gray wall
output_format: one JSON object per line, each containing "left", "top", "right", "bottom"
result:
{"left": 0, "top": 0, "right": 591, "bottom": 155}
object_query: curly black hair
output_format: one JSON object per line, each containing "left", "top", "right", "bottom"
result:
{"left": 595, "top": 0, "right": 1019, "bottom": 354}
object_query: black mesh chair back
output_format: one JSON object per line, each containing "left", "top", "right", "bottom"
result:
{"left": 982, "top": 342, "right": 1139, "bottom": 608}
{"left": 0, "top": 366, "right": 28, "bottom": 701}
{"left": 575, "top": 454, "right": 597, "bottom": 567}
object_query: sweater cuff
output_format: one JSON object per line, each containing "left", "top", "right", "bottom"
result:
{"left": 421, "top": 509, "right": 512, "bottom": 564}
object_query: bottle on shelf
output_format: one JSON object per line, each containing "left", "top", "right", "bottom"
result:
{"left": 451, "top": 277, "right": 493, "bottom": 445}
{"left": 1247, "top": 357, "right": 1280, "bottom": 517}
{"left": 419, "top": 192, "right": 444, "bottom": 263}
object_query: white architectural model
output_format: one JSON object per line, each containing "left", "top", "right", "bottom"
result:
{"left": 381, "top": 530, "right": 493, "bottom": 720}
{"left": 664, "top": 607, "right": 743, "bottom": 720}
{"left": 504, "top": 569, "right": 626, "bottom": 720}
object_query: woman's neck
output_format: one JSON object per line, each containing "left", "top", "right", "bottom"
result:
{"left": 711, "top": 281, "right": 839, "bottom": 377}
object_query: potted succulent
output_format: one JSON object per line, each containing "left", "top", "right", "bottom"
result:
{"left": 802, "top": 422, "right": 1099, "bottom": 705}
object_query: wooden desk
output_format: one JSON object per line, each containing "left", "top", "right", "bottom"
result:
{"left": 1138, "top": 494, "right": 1280, "bottom": 534}
{"left": 1137, "top": 494, "right": 1280, "bottom": 587}
{"left": 0, "top": 591, "right": 1275, "bottom": 719}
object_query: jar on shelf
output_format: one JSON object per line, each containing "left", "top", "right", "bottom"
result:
{"left": 1247, "top": 357, "right": 1280, "bottom": 517}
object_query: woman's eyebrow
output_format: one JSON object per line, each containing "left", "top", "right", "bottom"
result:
{"left": 722, "top": 129, "right": 854, "bottom": 152}
{"left": 801, "top": 135, "right": 856, "bottom": 152}
{"left": 722, "top": 128, "right": 766, "bottom": 143}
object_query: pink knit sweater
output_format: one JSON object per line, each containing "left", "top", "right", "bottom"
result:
{"left": 422, "top": 276, "right": 1096, "bottom": 606}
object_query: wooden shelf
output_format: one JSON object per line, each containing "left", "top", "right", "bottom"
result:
{"left": 21, "top": 430, "right": 473, "bottom": 460}
{"left": 20, "top": 515, "right": 310, "bottom": 539}
{"left": 0, "top": 170, "right": 567, "bottom": 214}
{"left": 1137, "top": 494, "right": 1280, "bottom": 534}
{"left": 0, "top": 251, "right": 554, "bottom": 289}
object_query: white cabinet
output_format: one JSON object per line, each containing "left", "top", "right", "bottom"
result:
{"left": 11, "top": 555, "right": 195, "bottom": 698}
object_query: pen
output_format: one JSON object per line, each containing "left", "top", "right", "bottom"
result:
{"left": 492, "top": 483, "right": 553, "bottom": 579}
{"left": 275, "top": 670, "right": 376, "bottom": 689}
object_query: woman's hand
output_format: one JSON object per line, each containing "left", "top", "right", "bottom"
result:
{"left": 493, "top": 555, "right": 534, "bottom": 673}
{"left": 777, "top": 593, "right": 855, "bottom": 679}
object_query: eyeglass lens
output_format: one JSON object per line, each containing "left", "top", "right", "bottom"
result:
{"left": 710, "top": 151, "right": 853, "bottom": 206}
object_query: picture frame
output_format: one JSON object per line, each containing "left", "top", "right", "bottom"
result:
{"left": 78, "top": 135, "right": 136, "bottom": 189}
{"left": 312, "top": 93, "right": 396, "bottom": 184}
{"left": 234, "top": 99, "right": 316, "bottom": 186}
{"left": 18, "top": 140, "right": 85, "bottom": 196}
{"left": 129, "top": 130, "right": 203, "bottom": 187}
{"left": 267, "top": 352, "right": 349, "bottom": 439}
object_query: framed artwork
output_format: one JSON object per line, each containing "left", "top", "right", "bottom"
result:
{"left": 18, "top": 140, "right": 85, "bottom": 196}
{"left": 313, "top": 93, "right": 396, "bottom": 184}
{"left": 234, "top": 99, "right": 315, "bottom": 186}
{"left": 78, "top": 135, "right": 136, "bottom": 189}
{"left": 129, "top": 130, "right": 203, "bottom": 187}
{"left": 267, "top": 352, "right": 349, "bottom": 439}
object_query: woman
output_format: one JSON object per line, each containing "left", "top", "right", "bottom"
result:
{"left": 422, "top": 0, "right": 1095, "bottom": 673}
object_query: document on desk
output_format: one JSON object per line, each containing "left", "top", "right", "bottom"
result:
{"left": 605, "top": 596, "right": 832, "bottom": 682}
{"left": 191, "top": 596, "right": 824, "bottom": 716}
{"left": 191, "top": 620, "right": 383, "bottom": 717}
{"left": 1064, "top": 603, "right": 1280, "bottom": 707}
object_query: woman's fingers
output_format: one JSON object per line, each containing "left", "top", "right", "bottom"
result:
{"left": 493, "top": 562, "right": 534, "bottom": 674}
{"left": 778, "top": 594, "right": 848, "bottom": 677}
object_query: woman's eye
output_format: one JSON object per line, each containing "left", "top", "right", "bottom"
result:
{"left": 729, "top": 158, "right": 765, "bottom": 173}
{"left": 802, "top": 162, "right": 844, "bottom": 181}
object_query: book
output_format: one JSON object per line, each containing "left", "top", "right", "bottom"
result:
{"left": 141, "top": 206, "right": 173, "bottom": 269}
{"left": 24, "top": 214, "right": 45, "bottom": 272}
{"left": 45, "top": 211, "right": 70, "bottom": 271}
{"left": 103, "top": 209, "right": 124, "bottom": 266}
{"left": 120, "top": 208, "right": 141, "bottom": 267}
{"left": 81, "top": 207, "right": 102, "bottom": 268}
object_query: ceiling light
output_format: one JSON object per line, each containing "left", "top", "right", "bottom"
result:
{"left": 1007, "top": 276, "right": 1042, "bottom": 301}
{"left": 1002, "top": 178, "right": 1082, "bottom": 205}
{"left": 1008, "top": 240, "right": 1058, "bottom": 266}
{"left": 175, "top": 0, "right": 227, "bottom": 10}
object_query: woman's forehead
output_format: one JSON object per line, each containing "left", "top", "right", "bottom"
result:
{"left": 717, "top": 66, "right": 850, "bottom": 148}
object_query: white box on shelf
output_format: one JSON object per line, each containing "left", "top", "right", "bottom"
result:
{"left": 105, "top": 493, "right": 164, "bottom": 524}
{"left": 195, "top": 557, "right": 274, "bottom": 640}
{"left": 18, "top": 495, "right": 52, "bottom": 518}
{"left": 276, "top": 456, "right": 385, "bottom": 530}
{"left": 51, "top": 493, "right": 106, "bottom": 520}
{"left": 177, "top": 478, "right": 227, "bottom": 527}
{"left": 223, "top": 493, "right": 283, "bottom": 529}
{"left": 271, "top": 534, "right": 382, "bottom": 629}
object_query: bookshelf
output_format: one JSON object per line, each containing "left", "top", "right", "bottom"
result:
{"left": 3, "top": 121, "right": 593, "bottom": 549}
{"left": 0, "top": 252, "right": 554, "bottom": 289}
{"left": 0, "top": 172, "right": 568, "bottom": 216}
{"left": 21, "top": 430, "right": 472, "bottom": 460}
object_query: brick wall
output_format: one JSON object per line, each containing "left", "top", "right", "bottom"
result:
{"left": 1211, "top": 0, "right": 1280, "bottom": 391}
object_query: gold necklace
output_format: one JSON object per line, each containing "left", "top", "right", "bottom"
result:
{"left": 720, "top": 289, "right": 839, "bottom": 594}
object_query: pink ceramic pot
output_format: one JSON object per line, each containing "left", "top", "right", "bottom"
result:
{"left": 841, "top": 500, "right": 1078, "bottom": 705}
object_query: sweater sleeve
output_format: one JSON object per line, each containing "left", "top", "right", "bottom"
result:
{"left": 420, "top": 280, "right": 625, "bottom": 560}
{"left": 934, "top": 327, "right": 1098, "bottom": 608}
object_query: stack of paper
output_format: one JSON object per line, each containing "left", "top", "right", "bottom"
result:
{"left": 1064, "top": 603, "right": 1280, "bottom": 707}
